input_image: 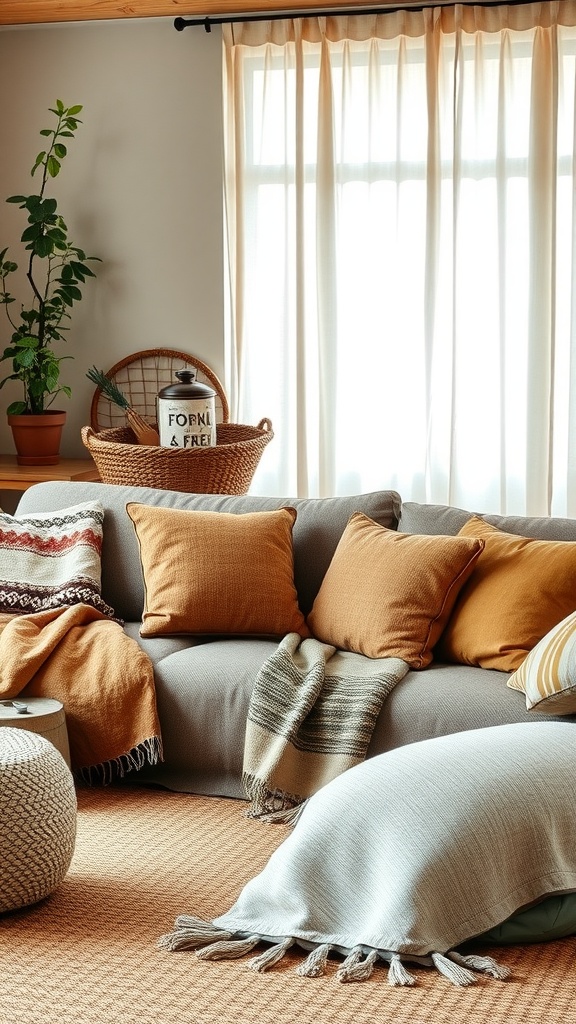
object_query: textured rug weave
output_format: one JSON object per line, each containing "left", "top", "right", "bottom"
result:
{"left": 0, "top": 784, "right": 574, "bottom": 1024}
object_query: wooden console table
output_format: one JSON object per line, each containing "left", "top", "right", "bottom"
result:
{"left": 0, "top": 455, "right": 100, "bottom": 491}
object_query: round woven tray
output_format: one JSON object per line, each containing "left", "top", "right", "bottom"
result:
{"left": 81, "top": 419, "right": 273, "bottom": 495}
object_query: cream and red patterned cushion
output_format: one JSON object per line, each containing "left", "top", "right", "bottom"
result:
{"left": 0, "top": 501, "right": 115, "bottom": 618}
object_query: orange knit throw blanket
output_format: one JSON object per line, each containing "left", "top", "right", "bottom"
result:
{"left": 0, "top": 604, "right": 162, "bottom": 780}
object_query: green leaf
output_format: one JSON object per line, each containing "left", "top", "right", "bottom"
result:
{"left": 39, "top": 129, "right": 53, "bottom": 137}
{"left": 6, "top": 401, "right": 28, "bottom": 415}
{"left": 60, "top": 264, "right": 74, "bottom": 282}
{"left": 47, "top": 155, "right": 60, "bottom": 178}
{"left": 24, "top": 196, "right": 41, "bottom": 210}
{"left": 46, "top": 228, "right": 67, "bottom": 244}
{"left": 6, "top": 195, "right": 27, "bottom": 204}
{"left": 31, "top": 152, "right": 46, "bottom": 175}
{"left": 57, "top": 284, "right": 82, "bottom": 304}
{"left": 21, "top": 224, "right": 41, "bottom": 242}
{"left": 15, "top": 336, "right": 40, "bottom": 348}
{"left": 34, "top": 235, "right": 55, "bottom": 258}
{"left": 55, "top": 99, "right": 65, "bottom": 113}
{"left": 16, "top": 348, "right": 35, "bottom": 368}
{"left": 59, "top": 131, "right": 74, "bottom": 138}
{"left": 54, "top": 143, "right": 67, "bottom": 159}
{"left": 66, "top": 105, "right": 83, "bottom": 116}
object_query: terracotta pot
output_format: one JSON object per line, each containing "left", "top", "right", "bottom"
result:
{"left": 7, "top": 410, "right": 67, "bottom": 466}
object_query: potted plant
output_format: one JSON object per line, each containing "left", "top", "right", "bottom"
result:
{"left": 0, "top": 100, "right": 100, "bottom": 465}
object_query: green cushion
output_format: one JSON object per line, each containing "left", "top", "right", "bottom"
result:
{"left": 478, "top": 892, "right": 576, "bottom": 946}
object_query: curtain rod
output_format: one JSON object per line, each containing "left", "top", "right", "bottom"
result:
{"left": 174, "top": 0, "right": 528, "bottom": 31}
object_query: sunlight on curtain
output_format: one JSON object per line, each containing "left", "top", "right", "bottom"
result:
{"left": 223, "top": 2, "right": 576, "bottom": 515}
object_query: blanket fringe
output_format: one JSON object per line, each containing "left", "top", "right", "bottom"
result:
{"left": 296, "top": 943, "right": 332, "bottom": 977}
{"left": 335, "top": 946, "right": 364, "bottom": 980}
{"left": 243, "top": 773, "right": 306, "bottom": 823}
{"left": 77, "top": 735, "right": 163, "bottom": 786}
{"left": 254, "top": 801, "right": 309, "bottom": 826}
{"left": 158, "top": 920, "right": 511, "bottom": 989}
{"left": 247, "top": 937, "right": 296, "bottom": 972}
{"left": 196, "top": 935, "right": 261, "bottom": 961}
{"left": 157, "top": 916, "right": 232, "bottom": 952}
{"left": 448, "top": 950, "right": 511, "bottom": 980}
{"left": 387, "top": 953, "right": 417, "bottom": 987}
{"left": 431, "top": 952, "right": 476, "bottom": 986}
{"left": 336, "top": 948, "right": 378, "bottom": 982}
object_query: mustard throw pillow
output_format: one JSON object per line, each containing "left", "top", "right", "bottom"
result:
{"left": 306, "top": 512, "right": 484, "bottom": 668}
{"left": 437, "top": 516, "right": 576, "bottom": 672}
{"left": 126, "top": 503, "right": 310, "bottom": 638}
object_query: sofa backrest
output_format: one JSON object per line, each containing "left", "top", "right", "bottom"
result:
{"left": 399, "top": 501, "right": 576, "bottom": 541}
{"left": 16, "top": 482, "right": 401, "bottom": 622}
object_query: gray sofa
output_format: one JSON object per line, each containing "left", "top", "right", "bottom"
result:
{"left": 15, "top": 481, "right": 576, "bottom": 797}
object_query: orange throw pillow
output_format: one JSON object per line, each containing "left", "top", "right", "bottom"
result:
{"left": 126, "top": 502, "right": 309, "bottom": 639}
{"left": 306, "top": 512, "right": 484, "bottom": 668}
{"left": 437, "top": 516, "right": 576, "bottom": 671}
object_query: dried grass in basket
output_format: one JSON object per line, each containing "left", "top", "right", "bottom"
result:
{"left": 81, "top": 419, "right": 273, "bottom": 495}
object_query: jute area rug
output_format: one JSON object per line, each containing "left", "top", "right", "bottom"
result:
{"left": 0, "top": 784, "right": 574, "bottom": 1024}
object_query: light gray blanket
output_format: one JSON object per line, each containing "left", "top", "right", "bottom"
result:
{"left": 160, "top": 721, "right": 576, "bottom": 988}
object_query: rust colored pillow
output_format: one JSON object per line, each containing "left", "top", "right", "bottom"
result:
{"left": 437, "top": 516, "right": 576, "bottom": 672}
{"left": 126, "top": 502, "right": 309, "bottom": 639}
{"left": 306, "top": 512, "right": 484, "bottom": 668}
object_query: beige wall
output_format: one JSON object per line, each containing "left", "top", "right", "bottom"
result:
{"left": 0, "top": 18, "right": 225, "bottom": 464}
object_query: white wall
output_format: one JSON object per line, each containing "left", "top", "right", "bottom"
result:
{"left": 0, "top": 17, "right": 225, "bottom": 467}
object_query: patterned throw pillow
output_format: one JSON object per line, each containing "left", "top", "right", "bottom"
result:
{"left": 507, "top": 610, "right": 576, "bottom": 714}
{"left": 0, "top": 501, "right": 115, "bottom": 618}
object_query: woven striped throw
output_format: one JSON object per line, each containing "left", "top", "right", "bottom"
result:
{"left": 242, "top": 632, "right": 409, "bottom": 819}
{"left": 0, "top": 501, "right": 115, "bottom": 618}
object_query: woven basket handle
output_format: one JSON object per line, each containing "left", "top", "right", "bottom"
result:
{"left": 81, "top": 426, "right": 94, "bottom": 448}
{"left": 257, "top": 418, "right": 273, "bottom": 432}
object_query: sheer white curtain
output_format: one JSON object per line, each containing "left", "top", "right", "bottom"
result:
{"left": 223, "top": 2, "right": 576, "bottom": 514}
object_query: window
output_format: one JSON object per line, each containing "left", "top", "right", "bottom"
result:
{"left": 223, "top": 5, "right": 576, "bottom": 514}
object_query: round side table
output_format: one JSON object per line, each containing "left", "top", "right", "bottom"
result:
{"left": 0, "top": 698, "right": 71, "bottom": 768}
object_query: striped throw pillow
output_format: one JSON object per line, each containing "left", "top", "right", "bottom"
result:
{"left": 0, "top": 501, "right": 115, "bottom": 618}
{"left": 507, "top": 610, "right": 576, "bottom": 714}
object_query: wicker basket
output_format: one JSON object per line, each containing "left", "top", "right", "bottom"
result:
{"left": 81, "top": 418, "right": 273, "bottom": 495}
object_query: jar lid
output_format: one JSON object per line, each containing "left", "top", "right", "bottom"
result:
{"left": 158, "top": 369, "right": 216, "bottom": 400}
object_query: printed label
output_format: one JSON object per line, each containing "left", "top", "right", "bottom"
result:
{"left": 158, "top": 398, "right": 216, "bottom": 449}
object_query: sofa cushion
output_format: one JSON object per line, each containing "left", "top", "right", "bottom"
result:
{"left": 126, "top": 502, "right": 310, "bottom": 639}
{"left": 307, "top": 512, "right": 484, "bottom": 668}
{"left": 16, "top": 482, "right": 401, "bottom": 622}
{"left": 507, "top": 610, "right": 576, "bottom": 714}
{"left": 437, "top": 516, "right": 576, "bottom": 672}
{"left": 0, "top": 501, "right": 115, "bottom": 618}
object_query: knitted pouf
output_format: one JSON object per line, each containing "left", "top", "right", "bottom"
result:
{"left": 0, "top": 727, "right": 77, "bottom": 914}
